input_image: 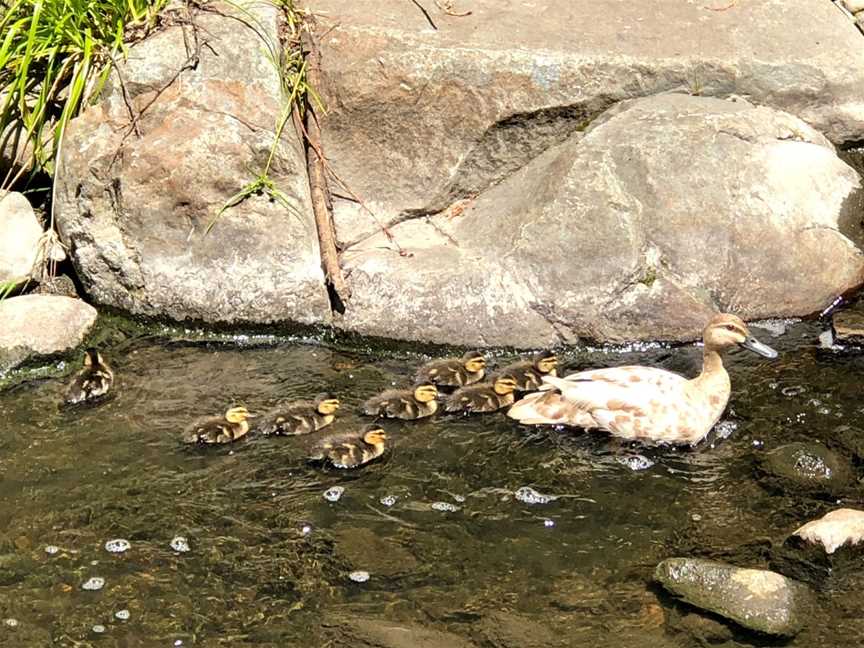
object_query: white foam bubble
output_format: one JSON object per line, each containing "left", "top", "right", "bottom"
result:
{"left": 514, "top": 486, "right": 558, "bottom": 505}
{"left": 170, "top": 536, "right": 190, "bottom": 553}
{"left": 323, "top": 486, "right": 345, "bottom": 502}
{"left": 104, "top": 538, "right": 131, "bottom": 553}
{"left": 81, "top": 576, "right": 105, "bottom": 591}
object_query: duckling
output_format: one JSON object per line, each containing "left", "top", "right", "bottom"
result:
{"left": 257, "top": 394, "right": 340, "bottom": 436}
{"left": 65, "top": 348, "right": 114, "bottom": 405}
{"left": 508, "top": 313, "right": 778, "bottom": 445}
{"left": 182, "top": 406, "right": 254, "bottom": 445}
{"left": 499, "top": 350, "right": 558, "bottom": 391}
{"left": 308, "top": 425, "right": 387, "bottom": 469}
{"left": 444, "top": 373, "right": 519, "bottom": 414}
{"left": 362, "top": 383, "right": 439, "bottom": 420}
{"left": 414, "top": 350, "right": 486, "bottom": 388}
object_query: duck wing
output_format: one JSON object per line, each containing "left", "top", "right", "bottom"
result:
{"left": 509, "top": 367, "right": 688, "bottom": 436}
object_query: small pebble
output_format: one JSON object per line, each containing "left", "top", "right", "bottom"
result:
{"left": 348, "top": 570, "right": 370, "bottom": 583}
{"left": 44, "top": 545, "right": 59, "bottom": 555}
{"left": 430, "top": 501, "right": 460, "bottom": 512}
{"left": 114, "top": 609, "right": 130, "bottom": 621}
{"left": 4, "top": 618, "right": 18, "bottom": 628}
{"left": 323, "top": 486, "right": 345, "bottom": 502}
{"left": 104, "top": 538, "right": 131, "bottom": 553}
{"left": 615, "top": 454, "right": 655, "bottom": 471}
{"left": 81, "top": 576, "right": 105, "bottom": 591}
{"left": 452, "top": 494, "right": 466, "bottom": 503}
{"left": 175, "top": 641, "right": 184, "bottom": 647}
{"left": 170, "top": 536, "right": 190, "bottom": 553}
{"left": 92, "top": 624, "right": 106, "bottom": 634}
{"left": 691, "top": 513, "right": 702, "bottom": 521}
{"left": 514, "top": 486, "right": 558, "bottom": 505}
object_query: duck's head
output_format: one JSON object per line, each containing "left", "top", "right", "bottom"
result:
{"left": 461, "top": 350, "right": 486, "bottom": 373}
{"left": 225, "top": 406, "right": 254, "bottom": 423}
{"left": 703, "top": 314, "right": 778, "bottom": 358}
{"left": 362, "top": 425, "right": 387, "bottom": 447}
{"left": 533, "top": 350, "right": 558, "bottom": 374}
{"left": 83, "top": 348, "right": 104, "bottom": 367}
{"left": 412, "top": 383, "right": 439, "bottom": 403}
{"left": 315, "top": 394, "right": 341, "bottom": 415}
{"left": 493, "top": 374, "right": 519, "bottom": 395}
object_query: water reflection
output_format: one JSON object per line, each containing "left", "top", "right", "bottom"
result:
{"left": 0, "top": 320, "right": 863, "bottom": 644}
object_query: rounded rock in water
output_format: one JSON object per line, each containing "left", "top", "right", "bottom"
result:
{"left": 92, "top": 624, "right": 106, "bottom": 634}
{"left": 4, "top": 618, "right": 18, "bottom": 628}
{"left": 430, "top": 501, "right": 460, "bottom": 512}
{"left": 323, "top": 486, "right": 345, "bottom": 502}
{"left": 81, "top": 576, "right": 105, "bottom": 591}
{"left": 615, "top": 454, "right": 655, "bottom": 471}
{"left": 379, "top": 494, "right": 398, "bottom": 507}
{"left": 44, "top": 545, "right": 59, "bottom": 555}
{"left": 348, "top": 570, "right": 370, "bottom": 583}
{"left": 514, "top": 486, "right": 557, "bottom": 505}
{"left": 104, "top": 538, "right": 131, "bottom": 553}
{"left": 115, "top": 609, "right": 130, "bottom": 621}
{"left": 170, "top": 536, "right": 191, "bottom": 553}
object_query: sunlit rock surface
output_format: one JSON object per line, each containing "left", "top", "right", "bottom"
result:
{"left": 655, "top": 558, "right": 813, "bottom": 636}
{"left": 0, "top": 192, "right": 41, "bottom": 283}
{"left": 794, "top": 508, "right": 864, "bottom": 554}
{"left": 54, "top": 2, "right": 330, "bottom": 326}
{"left": 312, "top": 0, "right": 864, "bottom": 233}
{"left": 336, "top": 95, "right": 864, "bottom": 345}
{"left": 0, "top": 295, "right": 97, "bottom": 372}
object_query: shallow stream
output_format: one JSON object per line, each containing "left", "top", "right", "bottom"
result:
{"left": 2, "top": 318, "right": 864, "bottom": 646}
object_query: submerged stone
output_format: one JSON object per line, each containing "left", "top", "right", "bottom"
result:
{"left": 655, "top": 558, "right": 813, "bottom": 636}
{"left": 758, "top": 442, "right": 853, "bottom": 496}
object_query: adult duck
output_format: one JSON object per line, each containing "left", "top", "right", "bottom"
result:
{"left": 507, "top": 314, "right": 777, "bottom": 445}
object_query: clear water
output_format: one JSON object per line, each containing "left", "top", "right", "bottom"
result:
{"left": 2, "top": 318, "right": 864, "bottom": 646}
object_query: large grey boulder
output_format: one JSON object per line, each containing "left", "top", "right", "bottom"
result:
{"left": 0, "top": 295, "right": 97, "bottom": 372}
{"left": 655, "top": 558, "right": 813, "bottom": 636}
{"left": 0, "top": 191, "right": 42, "bottom": 283}
{"left": 311, "top": 0, "right": 864, "bottom": 234}
{"left": 337, "top": 94, "right": 864, "bottom": 346}
{"left": 54, "top": 3, "right": 330, "bottom": 326}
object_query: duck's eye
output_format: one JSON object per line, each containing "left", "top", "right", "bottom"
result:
{"left": 725, "top": 325, "right": 736, "bottom": 332}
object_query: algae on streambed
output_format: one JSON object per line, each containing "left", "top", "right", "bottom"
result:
{"left": 2, "top": 318, "right": 864, "bottom": 645}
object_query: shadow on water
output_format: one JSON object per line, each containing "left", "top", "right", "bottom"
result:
{"left": 2, "top": 318, "right": 864, "bottom": 645}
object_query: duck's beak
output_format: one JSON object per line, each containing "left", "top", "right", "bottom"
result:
{"left": 740, "top": 336, "right": 778, "bottom": 359}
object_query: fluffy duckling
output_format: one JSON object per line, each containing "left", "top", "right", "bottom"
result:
{"left": 499, "top": 350, "right": 558, "bottom": 391}
{"left": 415, "top": 350, "right": 486, "bottom": 388}
{"left": 508, "top": 313, "right": 777, "bottom": 445}
{"left": 65, "top": 348, "right": 114, "bottom": 405}
{"left": 444, "top": 373, "right": 519, "bottom": 414}
{"left": 362, "top": 383, "right": 439, "bottom": 420}
{"left": 257, "top": 394, "right": 340, "bottom": 436}
{"left": 308, "top": 425, "right": 387, "bottom": 469}
{"left": 182, "top": 406, "right": 254, "bottom": 445}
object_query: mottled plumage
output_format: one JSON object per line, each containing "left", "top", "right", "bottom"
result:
{"left": 65, "top": 348, "right": 113, "bottom": 405}
{"left": 508, "top": 314, "right": 777, "bottom": 445}
{"left": 445, "top": 374, "right": 519, "bottom": 414}
{"left": 363, "top": 384, "right": 438, "bottom": 420}
{"left": 183, "top": 406, "right": 253, "bottom": 445}
{"left": 257, "top": 395, "right": 340, "bottom": 436}
{"left": 499, "top": 350, "right": 558, "bottom": 391}
{"left": 415, "top": 350, "right": 486, "bottom": 388}
{"left": 308, "top": 425, "right": 387, "bottom": 469}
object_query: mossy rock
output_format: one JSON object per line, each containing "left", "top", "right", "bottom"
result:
{"left": 757, "top": 442, "right": 855, "bottom": 497}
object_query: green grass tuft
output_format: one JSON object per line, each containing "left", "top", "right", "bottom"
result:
{"left": 0, "top": 0, "right": 166, "bottom": 190}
